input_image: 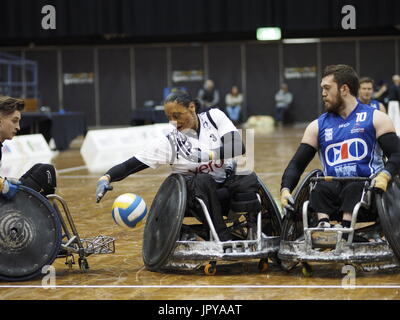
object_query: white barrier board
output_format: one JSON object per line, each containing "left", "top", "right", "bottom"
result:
{"left": 80, "top": 124, "right": 171, "bottom": 173}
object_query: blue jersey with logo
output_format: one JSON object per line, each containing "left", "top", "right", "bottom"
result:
{"left": 318, "top": 103, "right": 384, "bottom": 177}
{"left": 357, "top": 98, "right": 380, "bottom": 111}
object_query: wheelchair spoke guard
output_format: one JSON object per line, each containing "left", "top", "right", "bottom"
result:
{"left": 142, "top": 174, "right": 187, "bottom": 271}
{"left": 376, "top": 177, "right": 400, "bottom": 260}
{"left": 257, "top": 176, "right": 282, "bottom": 236}
{"left": 0, "top": 186, "right": 62, "bottom": 281}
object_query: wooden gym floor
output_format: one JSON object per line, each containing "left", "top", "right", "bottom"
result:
{"left": 1, "top": 126, "right": 400, "bottom": 300}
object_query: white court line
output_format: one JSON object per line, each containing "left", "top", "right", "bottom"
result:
{"left": 1, "top": 285, "right": 400, "bottom": 289}
{"left": 58, "top": 165, "right": 88, "bottom": 174}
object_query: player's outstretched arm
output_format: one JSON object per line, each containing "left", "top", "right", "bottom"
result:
{"left": 280, "top": 120, "right": 318, "bottom": 209}
{"left": 95, "top": 157, "right": 150, "bottom": 203}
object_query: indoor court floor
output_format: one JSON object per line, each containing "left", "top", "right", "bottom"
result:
{"left": 2, "top": 126, "right": 400, "bottom": 300}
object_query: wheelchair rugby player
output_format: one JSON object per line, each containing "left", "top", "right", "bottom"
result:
{"left": 278, "top": 65, "right": 400, "bottom": 275}
{"left": 96, "top": 91, "right": 281, "bottom": 274}
{"left": 0, "top": 96, "right": 114, "bottom": 282}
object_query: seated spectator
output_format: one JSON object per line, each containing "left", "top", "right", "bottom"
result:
{"left": 225, "top": 85, "right": 243, "bottom": 125}
{"left": 197, "top": 79, "right": 220, "bottom": 109}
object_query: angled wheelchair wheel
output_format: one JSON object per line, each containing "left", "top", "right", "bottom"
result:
{"left": 0, "top": 186, "right": 62, "bottom": 282}
{"left": 376, "top": 176, "right": 400, "bottom": 260}
{"left": 142, "top": 174, "right": 187, "bottom": 271}
{"left": 281, "top": 169, "right": 322, "bottom": 242}
{"left": 257, "top": 176, "right": 282, "bottom": 237}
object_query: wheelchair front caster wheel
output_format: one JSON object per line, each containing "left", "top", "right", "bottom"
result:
{"left": 78, "top": 258, "right": 89, "bottom": 271}
{"left": 258, "top": 259, "right": 269, "bottom": 272}
{"left": 302, "top": 263, "right": 313, "bottom": 277}
{"left": 204, "top": 262, "right": 217, "bottom": 276}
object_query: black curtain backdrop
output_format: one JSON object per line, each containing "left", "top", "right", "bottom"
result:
{"left": 1, "top": 0, "right": 400, "bottom": 46}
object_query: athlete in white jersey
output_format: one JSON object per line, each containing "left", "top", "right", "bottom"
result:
{"left": 96, "top": 91, "right": 260, "bottom": 241}
{"left": 134, "top": 106, "right": 237, "bottom": 183}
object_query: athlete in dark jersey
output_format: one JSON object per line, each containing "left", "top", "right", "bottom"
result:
{"left": 280, "top": 65, "right": 400, "bottom": 229}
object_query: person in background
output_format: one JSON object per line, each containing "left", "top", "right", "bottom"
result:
{"left": 358, "top": 77, "right": 386, "bottom": 113}
{"left": 274, "top": 83, "right": 293, "bottom": 126}
{"left": 225, "top": 85, "right": 243, "bottom": 125}
{"left": 373, "top": 80, "right": 389, "bottom": 107}
{"left": 387, "top": 74, "right": 400, "bottom": 102}
{"left": 197, "top": 79, "right": 220, "bottom": 109}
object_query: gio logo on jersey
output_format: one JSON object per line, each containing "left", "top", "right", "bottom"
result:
{"left": 325, "top": 138, "right": 368, "bottom": 166}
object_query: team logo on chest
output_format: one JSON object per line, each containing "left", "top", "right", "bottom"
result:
{"left": 324, "top": 128, "right": 333, "bottom": 142}
{"left": 325, "top": 138, "right": 368, "bottom": 166}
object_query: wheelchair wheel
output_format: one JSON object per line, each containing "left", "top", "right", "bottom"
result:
{"left": 376, "top": 176, "right": 400, "bottom": 260}
{"left": 0, "top": 186, "right": 62, "bottom": 282}
{"left": 281, "top": 169, "right": 322, "bottom": 241}
{"left": 257, "top": 176, "right": 282, "bottom": 237}
{"left": 142, "top": 174, "right": 187, "bottom": 271}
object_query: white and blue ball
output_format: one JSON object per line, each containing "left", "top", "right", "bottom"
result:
{"left": 111, "top": 193, "right": 147, "bottom": 228}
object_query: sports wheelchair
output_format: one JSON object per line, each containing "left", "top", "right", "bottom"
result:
{"left": 0, "top": 186, "right": 115, "bottom": 282}
{"left": 142, "top": 173, "right": 282, "bottom": 275}
{"left": 278, "top": 169, "right": 400, "bottom": 276}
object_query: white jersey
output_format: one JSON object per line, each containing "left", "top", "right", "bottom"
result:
{"left": 135, "top": 108, "right": 238, "bottom": 183}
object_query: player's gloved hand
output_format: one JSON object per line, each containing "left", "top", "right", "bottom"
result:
{"left": 6, "top": 177, "right": 22, "bottom": 185}
{"left": 280, "top": 188, "right": 295, "bottom": 211}
{"left": 371, "top": 170, "right": 391, "bottom": 193}
{"left": 1, "top": 178, "right": 20, "bottom": 200}
{"left": 189, "top": 148, "right": 215, "bottom": 163}
{"left": 96, "top": 175, "right": 113, "bottom": 203}
{"left": 225, "top": 161, "right": 237, "bottom": 180}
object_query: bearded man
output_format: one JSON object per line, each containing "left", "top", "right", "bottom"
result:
{"left": 279, "top": 65, "right": 400, "bottom": 230}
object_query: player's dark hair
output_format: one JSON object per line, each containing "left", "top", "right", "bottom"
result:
{"left": 164, "top": 91, "right": 202, "bottom": 113}
{"left": 0, "top": 96, "right": 25, "bottom": 115}
{"left": 359, "top": 77, "right": 374, "bottom": 86}
{"left": 323, "top": 65, "right": 359, "bottom": 97}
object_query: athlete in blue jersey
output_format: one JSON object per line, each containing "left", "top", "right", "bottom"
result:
{"left": 280, "top": 65, "right": 400, "bottom": 230}
{"left": 358, "top": 77, "right": 386, "bottom": 113}
{"left": 318, "top": 102, "right": 384, "bottom": 178}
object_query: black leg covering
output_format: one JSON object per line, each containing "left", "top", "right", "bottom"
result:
{"left": 20, "top": 163, "right": 57, "bottom": 196}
